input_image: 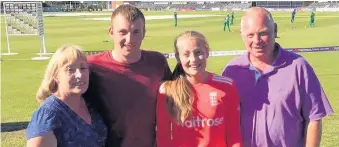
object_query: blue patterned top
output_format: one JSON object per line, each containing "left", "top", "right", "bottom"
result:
{"left": 26, "top": 95, "right": 107, "bottom": 147}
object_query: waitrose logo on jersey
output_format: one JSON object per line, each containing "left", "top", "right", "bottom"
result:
{"left": 178, "top": 116, "right": 224, "bottom": 128}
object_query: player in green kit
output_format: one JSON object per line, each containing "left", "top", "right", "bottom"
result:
{"left": 223, "top": 14, "right": 230, "bottom": 32}
{"left": 310, "top": 11, "right": 315, "bottom": 28}
{"left": 174, "top": 12, "right": 178, "bottom": 27}
{"left": 230, "top": 11, "right": 235, "bottom": 25}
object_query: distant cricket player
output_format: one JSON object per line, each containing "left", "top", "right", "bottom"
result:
{"left": 230, "top": 11, "right": 235, "bottom": 25}
{"left": 274, "top": 22, "right": 278, "bottom": 38}
{"left": 174, "top": 12, "right": 178, "bottom": 27}
{"left": 291, "top": 8, "right": 296, "bottom": 23}
{"left": 310, "top": 11, "right": 315, "bottom": 28}
{"left": 291, "top": 9, "right": 296, "bottom": 30}
{"left": 223, "top": 14, "right": 230, "bottom": 32}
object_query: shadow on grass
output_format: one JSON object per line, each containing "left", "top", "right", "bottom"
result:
{"left": 1, "top": 121, "right": 29, "bottom": 132}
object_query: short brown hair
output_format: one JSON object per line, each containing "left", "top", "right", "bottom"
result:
{"left": 111, "top": 5, "right": 145, "bottom": 28}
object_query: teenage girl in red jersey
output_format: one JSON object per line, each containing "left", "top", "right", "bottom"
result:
{"left": 156, "top": 30, "right": 243, "bottom": 147}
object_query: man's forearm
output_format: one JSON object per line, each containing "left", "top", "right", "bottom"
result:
{"left": 305, "top": 119, "right": 322, "bottom": 147}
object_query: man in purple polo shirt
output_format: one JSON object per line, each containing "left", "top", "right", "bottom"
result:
{"left": 222, "top": 7, "right": 333, "bottom": 147}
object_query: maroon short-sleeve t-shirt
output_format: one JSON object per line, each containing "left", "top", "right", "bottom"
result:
{"left": 84, "top": 50, "right": 171, "bottom": 147}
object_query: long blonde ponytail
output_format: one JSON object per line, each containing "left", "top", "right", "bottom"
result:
{"left": 164, "top": 63, "right": 195, "bottom": 123}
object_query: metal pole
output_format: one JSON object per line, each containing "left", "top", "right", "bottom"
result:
{"left": 42, "top": 35, "right": 47, "bottom": 54}
{"left": 39, "top": 36, "right": 43, "bottom": 58}
{"left": 37, "top": 2, "right": 48, "bottom": 54}
{"left": 3, "top": 4, "right": 12, "bottom": 54}
{"left": 36, "top": 2, "right": 43, "bottom": 57}
{"left": 36, "top": 2, "right": 42, "bottom": 56}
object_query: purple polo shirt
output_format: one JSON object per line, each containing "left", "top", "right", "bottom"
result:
{"left": 222, "top": 43, "right": 333, "bottom": 147}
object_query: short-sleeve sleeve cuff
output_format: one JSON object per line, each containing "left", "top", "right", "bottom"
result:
{"left": 309, "top": 110, "right": 334, "bottom": 121}
{"left": 26, "top": 107, "right": 60, "bottom": 139}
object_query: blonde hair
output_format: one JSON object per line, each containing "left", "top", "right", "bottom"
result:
{"left": 36, "top": 44, "right": 87, "bottom": 103}
{"left": 163, "top": 30, "right": 210, "bottom": 123}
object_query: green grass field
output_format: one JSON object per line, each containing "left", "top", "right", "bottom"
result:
{"left": 1, "top": 11, "right": 339, "bottom": 146}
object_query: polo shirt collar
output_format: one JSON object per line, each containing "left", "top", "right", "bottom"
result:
{"left": 237, "top": 43, "right": 288, "bottom": 74}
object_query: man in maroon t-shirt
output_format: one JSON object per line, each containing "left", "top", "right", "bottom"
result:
{"left": 84, "top": 5, "right": 171, "bottom": 147}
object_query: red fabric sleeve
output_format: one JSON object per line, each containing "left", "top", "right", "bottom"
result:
{"left": 226, "top": 84, "right": 243, "bottom": 147}
{"left": 156, "top": 92, "right": 173, "bottom": 147}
